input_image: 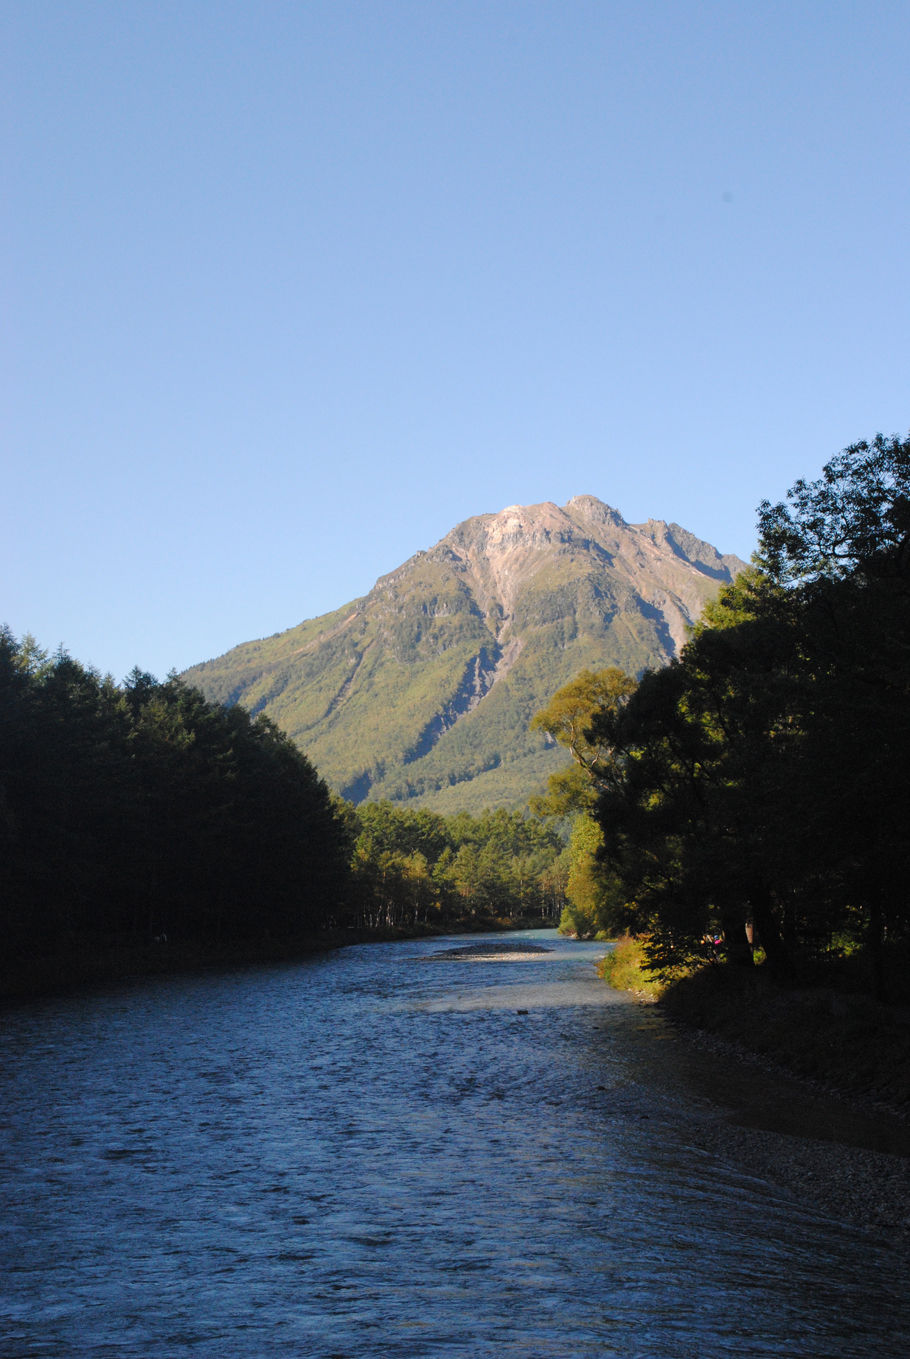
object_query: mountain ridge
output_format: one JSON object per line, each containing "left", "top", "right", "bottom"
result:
{"left": 183, "top": 497, "right": 746, "bottom": 811}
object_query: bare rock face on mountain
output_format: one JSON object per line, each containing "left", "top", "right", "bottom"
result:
{"left": 183, "top": 497, "right": 745, "bottom": 811}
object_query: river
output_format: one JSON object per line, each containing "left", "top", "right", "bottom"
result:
{"left": 1, "top": 929, "right": 907, "bottom": 1358}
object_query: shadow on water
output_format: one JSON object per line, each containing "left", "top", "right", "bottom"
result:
{"left": 416, "top": 931, "right": 908, "bottom": 1158}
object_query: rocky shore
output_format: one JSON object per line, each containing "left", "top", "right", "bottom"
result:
{"left": 672, "top": 1024, "right": 910, "bottom": 1245}
{"left": 426, "top": 940, "right": 554, "bottom": 962}
{"left": 609, "top": 953, "right": 910, "bottom": 1246}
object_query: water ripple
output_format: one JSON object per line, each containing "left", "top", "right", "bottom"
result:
{"left": 0, "top": 931, "right": 907, "bottom": 1357}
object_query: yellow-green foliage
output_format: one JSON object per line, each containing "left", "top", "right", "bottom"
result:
{"left": 566, "top": 815, "right": 605, "bottom": 911}
{"left": 556, "top": 816, "right": 610, "bottom": 938}
{"left": 597, "top": 936, "right": 667, "bottom": 1001}
{"left": 348, "top": 800, "right": 567, "bottom": 927}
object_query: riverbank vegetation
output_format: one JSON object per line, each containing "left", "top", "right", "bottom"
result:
{"left": 0, "top": 639, "right": 350, "bottom": 983}
{"left": 0, "top": 634, "right": 567, "bottom": 998}
{"left": 345, "top": 800, "right": 565, "bottom": 931}
{"left": 532, "top": 434, "right": 910, "bottom": 1101}
{"left": 596, "top": 936, "right": 667, "bottom": 1001}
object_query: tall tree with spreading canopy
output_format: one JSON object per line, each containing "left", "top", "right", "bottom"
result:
{"left": 576, "top": 433, "right": 910, "bottom": 992}
{"left": 756, "top": 431, "right": 910, "bottom": 995}
{"left": 530, "top": 667, "right": 636, "bottom": 936}
{"left": 757, "top": 433, "right": 910, "bottom": 584}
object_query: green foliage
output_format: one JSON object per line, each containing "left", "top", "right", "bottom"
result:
{"left": 564, "top": 815, "right": 611, "bottom": 926}
{"left": 531, "top": 667, "right": 640, "bottom": 939}
{"left": 597, "top": 936, "right": 668, "bottom": 1001}
{"left": 556, "top": 817, "right": 604, "bottom": 938}
{"left": 530, "top": 667, "right": 637, "bottom": 813}
{"left": 346, "top": 800, "right": 567, "bottom": 930}
{"left": 0, "top": 628, "right": 350, "bottom": 966}
{"left": 757, "top": 432, "right": 910, "bottom": 585}
{"left": 564, "top": 432, "right": 910, "bottom": 997}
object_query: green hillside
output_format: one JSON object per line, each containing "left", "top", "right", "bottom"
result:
{"left": 183, "top": 497, "right": 745, "bottom": 811}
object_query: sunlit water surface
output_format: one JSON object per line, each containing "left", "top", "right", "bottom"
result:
{"left": 1, "top": 930, "right": 908, "bottom": 1358}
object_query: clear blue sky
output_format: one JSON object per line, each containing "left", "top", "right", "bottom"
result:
{"left": 4, "top": 1, "right": 908, "bottom": 682}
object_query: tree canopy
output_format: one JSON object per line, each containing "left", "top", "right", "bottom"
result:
{"left": 757, "top": 432, "right": 910, "bottom": 584}
{"left": 0, "top": 635, "right": 350, "bottom": 962}
{"left": 346, "top": 801, "right": 566, "bottom": 931}
{"left": 532, "top": 433, "right": 910, "bottom": 997}
{"left": 1, "top": 631, "right": 568, "bottom": 991}
{"left": 529, "top": 667, "right": 636, "bottom": 937}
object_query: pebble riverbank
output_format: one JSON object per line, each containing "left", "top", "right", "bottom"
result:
{"left": 441, "top": 938, "right": 910, "bottom": 1243}
{"left": 674, "top": 1026, "right": 910, "bottom": 1245}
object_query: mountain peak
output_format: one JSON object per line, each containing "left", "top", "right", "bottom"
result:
{"left": 564, "top": 494, "right": 627, "bottom": 526}
{"left": 184, "top": 496, "right": 746, "bottom": 812}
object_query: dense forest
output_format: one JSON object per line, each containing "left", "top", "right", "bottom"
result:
{"left": 0, "top": 637, "right": 565, "bottom": 992}
{"left": 534, "top": 434, "right": 910, "bottom": 1003}
{"left": 0, "top": 643, "right": 349, "bottom": 961}
{"left": 344, "top": 801, "right": 565, "bottom": 930}
{"left": 5, "top": 433, "right": 907, "bottom": 1008}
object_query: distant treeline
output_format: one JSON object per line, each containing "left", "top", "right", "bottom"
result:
{"left": 345, "top": 800, "right": 566, "bottom": 930}
{"left": 0, "top": 631, "right": 566, "bottom": 981}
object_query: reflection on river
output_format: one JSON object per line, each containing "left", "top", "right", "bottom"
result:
{"left": 1, "top": 930, "right": 908, "bottom": 1357}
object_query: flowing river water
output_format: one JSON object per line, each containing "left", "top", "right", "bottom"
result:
{"left": 1, "top": 929, "right": 908, "bottom": 1358}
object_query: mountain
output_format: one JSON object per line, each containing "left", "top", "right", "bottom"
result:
{"left": 182, "top": 496, "right": 746, "bottom": 812}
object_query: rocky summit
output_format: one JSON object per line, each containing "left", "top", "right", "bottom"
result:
{"left": 182, "top": 497, "right": 746, "bottom": 812}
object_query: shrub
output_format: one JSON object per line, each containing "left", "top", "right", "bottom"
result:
{"left": 597, "top": 935, "right": 668, "bottom": 1001}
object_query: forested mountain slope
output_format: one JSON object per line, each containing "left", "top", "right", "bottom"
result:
{"left": 183, "top": 496, "right": 745, "bottom": 811}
